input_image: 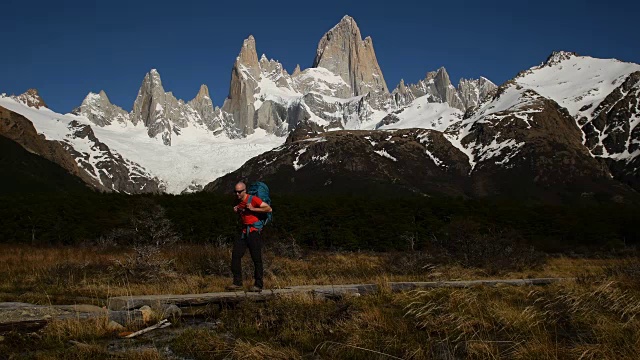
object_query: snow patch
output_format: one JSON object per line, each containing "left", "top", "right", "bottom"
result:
{"left": 293, "top": 147, "right": 308, "bottom": 170}
{"left": 516, "top": 55, "right": 640, "bottom": 119}
{"left": 0, "top": 96, "right": 285, "bottom": 193}
{"left": 374, "top": 149, "right": 397, "bottom": 162}
{"left": 373, "top": 97, "right": 463, "bottom": 132}
{"left": 417, "top": 133, "right": 445, "bottom": 167}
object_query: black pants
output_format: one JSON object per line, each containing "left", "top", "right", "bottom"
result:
{"left": 231, "top": 230, "right": 263, "bottom": 288}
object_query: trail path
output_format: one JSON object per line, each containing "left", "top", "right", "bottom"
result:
{"left": 0, "top": 278, "right": 570, "bottom": 331}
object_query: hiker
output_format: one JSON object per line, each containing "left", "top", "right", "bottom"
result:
{"left": 226, "top": 181, "right": 272, "bottom": 293}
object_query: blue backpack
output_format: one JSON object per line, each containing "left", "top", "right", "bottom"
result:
{"left": 247, "top": 181, "right": 272, "bottom": 229}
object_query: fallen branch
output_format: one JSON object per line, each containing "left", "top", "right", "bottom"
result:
{"left": 124, "top": 319, "right": 171, "bottom": 338}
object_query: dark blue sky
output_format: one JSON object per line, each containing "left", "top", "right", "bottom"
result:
{"left": 2, "top": 0, "right": 639, "bottom": 113}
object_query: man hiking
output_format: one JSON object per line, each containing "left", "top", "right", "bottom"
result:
{"left": 226, "top": 181, "right": 272, "bottom": 292}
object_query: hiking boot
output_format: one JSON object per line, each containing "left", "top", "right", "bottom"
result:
{"left": 248, "top": 286, "right": 262, "bottom": 293}
{"left": 225, "top": 284, "right": 243, "bottom": 291}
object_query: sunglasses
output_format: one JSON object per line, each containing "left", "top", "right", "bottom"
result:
{"left": 234, "top": 189, "right": 246, "bottom": 194}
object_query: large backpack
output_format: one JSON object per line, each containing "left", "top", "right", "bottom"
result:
{"left": 247, "top": 181, "right": 272, "bottom": 229}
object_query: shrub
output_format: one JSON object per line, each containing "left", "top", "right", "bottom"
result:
{"left": 109, "top": 245, "right": 176, "bottom": 282}
{"left": 433, "top": 218, "right": 545, "bottom": 274}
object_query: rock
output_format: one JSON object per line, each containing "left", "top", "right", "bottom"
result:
{"left": 76, "top": 71, "right": 230, "bottom": 144}
{"left": 64, "top": 120, "right": 164, "bottom": 193}
{"left": 392, "top": 68, "right": 496, "bottom": 112}
{"left": 292, "top": 64, "right": 301, "bottom": 77}
{"left": 312, "top": 15, "right": 389, "bottom": 101}
{"left": 431, "top": 68, "right": 465, "bottom": 111}
{"left": 72, "top": 90, "right": 130, "bottom": 126}
{"left": 10, "top": 89, "right": 47, "bottom": 109}
{"left": 139, "top": 305, "right": 155, "bottom": 323}
{"left": 222, "top": 36, "right": 309, "bottom": 137}
{"left": 187, "top": 84, "right": 224, "bottom": 134}
{"left": 106, "top": 320, "right": 125, "bottom": 332}
{"left": 254, "top": 100, "right": 289, "bottom": 135}
{"left": 161, "top": 304, "right": 182, "bottom": 319}
{"left": 457, "top": 77, "right": 497, "bottom": 109}
{"left": 580, "top": 71, "right": 640, "bottom": 191}
{"left": 0, "top": 106, "right": 106, "bottom": 191}
{"left": 391, "top": 79, "right": 416, "bottom": 108}
{"left": 0, "top": 335, "right": 5, "bottom": 342}
{"left": 130, "top": 69, "right": 180, "bottom": 145}
{"left": 204, "top": 128, "right": 471, "bottom": 196}
{"left": 221, "top": 36, "right": 262, "bottom": 136}
{"left": 1, "top": 103, "right": 163, "bottom": 194}
{"left": 131, "top": 69, "right": 226, "bottom": 145}
{"left": 292, "top": 67, "right": 351, "bottom": 98}
{"left": 543, "top": 51, "right": 578, "bottom": 67}
{"left": 395, "top": 67, "right": 465, "bottom": 111}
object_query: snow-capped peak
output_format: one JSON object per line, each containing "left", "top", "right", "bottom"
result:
{"left": 10, "top": 88, "right": 47, "bottom": 109}
{"left": 194, "top": 84, "right": 210, "bottom": 100}
{"left": 327, "top": 15, "right": 356, "bottom": 33}
{"left": 73, "top": 89, "right": 130, "bottom": 127}
{"left": 516, "top": 53, "right": 640, "bottom": 117}
{"left": 543, "top": 51, "right": 578, "bottom": 67}
{"left": 341, "top": 14, "right": 354, "bottom": 22}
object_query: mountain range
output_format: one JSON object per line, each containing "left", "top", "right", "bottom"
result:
{"left": 1, "top": 15, "right": 639, "bottom": 201}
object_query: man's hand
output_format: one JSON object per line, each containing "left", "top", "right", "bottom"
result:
{"left": 246, "top": 203, "right": 256, "bottom": 211}
{"left": 233, "top": 205, "right": 240, "bottom": 213}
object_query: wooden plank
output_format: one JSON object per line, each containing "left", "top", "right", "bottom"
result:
{"left": 107, "top": 291, "right": 274, "bottom": 311}
{"left": 0, "top": 278, "right": 574, "bottom": 329}
{"left": 0, "top": 303, "right": 143, "bottom": 331}
{"left": 107, "top": 278, "right": 571, "bottom": 310}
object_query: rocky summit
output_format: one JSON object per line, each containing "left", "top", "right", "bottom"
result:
{"left": 313, "top": 15, "right": 389, "bottom": 103}
{"left": 204, "top": 50, "right": 640, "bottom": 202}
{"left": 70, "top": 15, "right": 496, "bottom": 142}
{"left": 10, "top": 89, "right": 47, "bottom": 109}
{"left": 2, "top": 18, "right": 640, "bottom": 199}
{"left": 72, "top": 90, "right": 130, "bottom": 127}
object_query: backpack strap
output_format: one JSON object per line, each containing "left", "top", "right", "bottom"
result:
{"left": 246, "top": 195, "right": 263, "bottom": 232}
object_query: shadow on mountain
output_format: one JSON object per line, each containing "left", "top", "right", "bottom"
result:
{"left": 0, "top": 135, "right": 91, "bottom": 194}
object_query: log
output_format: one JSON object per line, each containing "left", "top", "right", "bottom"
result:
{"left": 107, "top": 291, "right": 275, "bottom": 311}
{"left": 1, "top": 278, "right": 571, "bottom": 329}
{"left": 107, "top": 278, "right": 571, "bottom": 310}
{"left": 0, "top": 303, "right": 144, "bottom": 332}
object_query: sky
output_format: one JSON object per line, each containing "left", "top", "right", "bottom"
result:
{"left": 2, "top": 0, "right": 639, "bottom": 114}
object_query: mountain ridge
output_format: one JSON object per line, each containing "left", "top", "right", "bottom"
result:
{"left": 2, "top": 16, "right": 639, "bottom": 198}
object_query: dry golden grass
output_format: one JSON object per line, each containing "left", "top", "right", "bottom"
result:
{"left": 0, "top": 315, "right": 164, "bottom": 359}
{"left": 0, "top": 245, "right": 564, "bottom": 303}
{"left": 0, "top": 243, "right": 636, "bottom": 304}
{"left": 1, "top": 244, "right": 639, "bottom": 359}
{"left": 403, "top": 278, "right": 640, "bottom": 359}
{"left": 0, "top": 244, "right": 471, "bottom": 304}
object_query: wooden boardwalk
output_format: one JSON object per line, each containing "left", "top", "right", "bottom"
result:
{"left": 0, "top": 278, "right": 570, "bottom": 330}
{"left": 107, "top": 278, "right": 570, "bottom": 311}
{"left": 0, "top": 302, "right": 142, "bottom": 332}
